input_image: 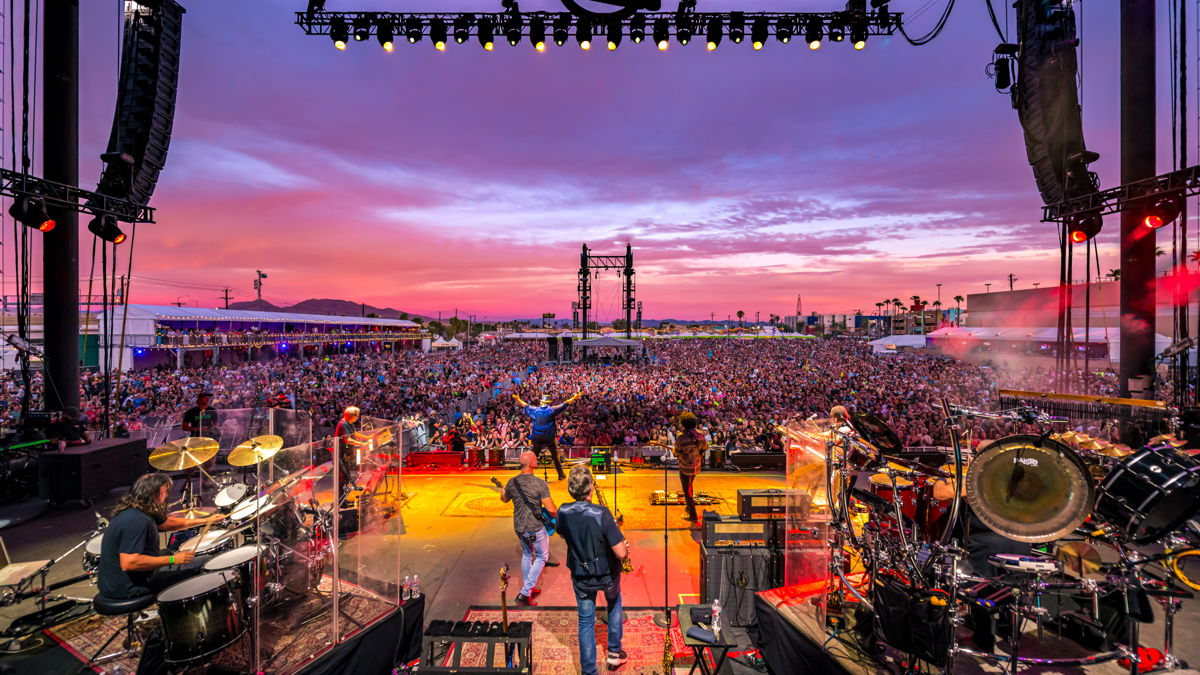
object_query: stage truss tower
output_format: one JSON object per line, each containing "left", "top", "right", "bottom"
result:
{"left": 578, "top": 243, "right": 635, "bottom": 342}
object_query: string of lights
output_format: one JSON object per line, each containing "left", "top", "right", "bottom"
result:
{"left": 295, "top": 9, "right": 902, "bottom": 53}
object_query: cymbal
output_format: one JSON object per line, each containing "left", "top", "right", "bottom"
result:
{"left": 1149, "top": 433, "right": 1179, "bottom": 445}
{"left": 170, "top": 507, "right": 212, "bottom": 520}
{"left": 868, "top": 464, "right": 915, "bottom": 488}
{"left": 966, "top": 434, "right": 1094, "bottom": 543}
{"left": 1057, "top": 431, "right": 1082, "bottom": 444}
{"left": 228, "top": 435, "right": 285, "bottom": 466}
{"left": 150, "top": 437, "right": 219, "bottom": 471}
{"left": 1056, "top": 541, "right": 1103, "bottom": 579}
{"left": 1078, "top": 439, "right": 1110, "bottom": 451}
{"left": 850, "top": 412, "right": 903, "bottom": 455}
{"left": 1100, "top": 444, "right": 1134, "bottom": 458}
{"left": 1167, "top": 439, "right": 1188, "bottom": 448}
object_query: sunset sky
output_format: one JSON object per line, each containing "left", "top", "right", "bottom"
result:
{"left": 54, "top": 1, "right": 1186, "bottom": 321}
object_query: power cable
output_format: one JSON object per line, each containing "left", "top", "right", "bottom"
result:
{"left": 896, "top": 0, "right": 954, "bottom": 46}
{"left": 984, "top": 0, "right": 1006, "bottom": 41}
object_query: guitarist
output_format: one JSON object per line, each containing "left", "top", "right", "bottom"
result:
{"left": 500, "top": 451, "right": 559, "bottom": 606}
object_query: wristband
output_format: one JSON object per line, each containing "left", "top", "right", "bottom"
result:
{"left": 170, "top": 555, "right": 175, "bottom": 565}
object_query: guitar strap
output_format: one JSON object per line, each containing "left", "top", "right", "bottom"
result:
{"left": 510, "top": 476, "right": 548, "bottom": 528}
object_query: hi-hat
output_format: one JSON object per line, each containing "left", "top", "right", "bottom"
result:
{"left": 150, "top": 437, "right": 219, "bottom": 471}
{"left": 228, "top": 435, "right": 285, "bottom": 466}
{"left": 170, "top": 507, "right": 213, "bottom": 520}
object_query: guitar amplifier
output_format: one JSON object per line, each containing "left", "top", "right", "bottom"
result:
{"left": 700, "top": 544, "right": 778, "bottom": 627}
{"left": 702, "top": 514, "right": 783, "bottom": 548}
{"left": 737, "top": 488, "right": 786, "bottom": 520}
{"left": 37, "top": 438, "right": 147, "bottom": 504}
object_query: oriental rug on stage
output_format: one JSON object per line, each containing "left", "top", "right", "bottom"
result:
{"left": 441, "top": 491, "right": 731, "bottom": 530}
{"left": 449, "top": 606, "right": 695, "bottom": 674}
{"left": 45, "top": 578, "right": 397, "bottom": 674}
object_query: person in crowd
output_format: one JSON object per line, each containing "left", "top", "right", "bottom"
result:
{"left": 673, "top": 411, "right": 707, "bottom": 522}
{"left": 181, "top": 392, "right": 218, "bottom": 439}
{"left": 500, "top": 451, "right": 559, "bottom": 606}
{"left": 557, "top": 463, "right": 629, "bottom": 673}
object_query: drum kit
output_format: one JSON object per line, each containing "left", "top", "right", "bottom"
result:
{"left": 820, "top": 403, "right": 1200, "bottom": 674}
{"left": 80, "top": 434, "right": 338, "bottom": 666}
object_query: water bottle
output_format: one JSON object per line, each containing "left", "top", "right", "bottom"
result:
{"left": 711, "top": 598, "right": 722, "bottom": 635}
{"left": 411, "top": 574, "right": 422, "bottom": 599}
{"left": 402, "top": 575, "right": 411, "bottom": 601}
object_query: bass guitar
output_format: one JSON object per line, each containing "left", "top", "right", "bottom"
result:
{"left": 499, "top": 564, "right": 516, "bottom": 668}
{"left": 492, "top": 476, "right": 556, "bottom": 536}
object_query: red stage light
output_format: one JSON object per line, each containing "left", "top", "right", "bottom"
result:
{"left": 1143, "top": 214, "right": 1165, "bottom": 229}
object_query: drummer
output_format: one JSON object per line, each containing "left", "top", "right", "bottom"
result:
{"left": 98, "top": 473, "right": 225, "bottom": 600}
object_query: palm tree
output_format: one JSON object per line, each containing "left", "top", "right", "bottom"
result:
{"left": 736, "top": 310, "right": 745, "bottom": 328}
{"left": 1156, "top": 246, "right": 1167, "bottom": 257}
{"left": 1191, "top": 250, "right": 1200, "bottom": 266}
{"left": 932, "top": 299, "right": 942, "bottom": 329}
{"left": 1106, "top": 269, "right": 1121, "bottom": 282}
{"left": 953, "top": 295, "right": 964, "bottom": 325}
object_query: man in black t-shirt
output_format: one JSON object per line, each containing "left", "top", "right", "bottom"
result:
{"left": 501, "top": 451, "right": 558, "bottom": 605}
{"left": 181, "top": 392, "right": 219, "bottom": 440}
{"left": 557, "top": 464, "right": 630, "bottom": 673}
{"left": 98, "top": 473, "right": 224, "bottom": 599}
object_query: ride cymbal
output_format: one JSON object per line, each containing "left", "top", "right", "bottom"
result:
{"left": 169, "top": 507, "right": 212, "bottom": 520}
{"left": 966, "top": 435, "right": 1094, "bottom": 543}
{"left": 228, "top": 435, "right": 284, "bottom": 466}
{"left": 1149, "top": 433, "right": 1179, "bottom": 445}
{"left": 150, "top": 437, "right": 219, "bottom": 471}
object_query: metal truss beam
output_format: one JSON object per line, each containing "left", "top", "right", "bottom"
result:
{"left": 1042, "top": 165, "right": 1200, "bottom": 222}
{"left": 0, "top": 169, "right": 156, "bottom": 224}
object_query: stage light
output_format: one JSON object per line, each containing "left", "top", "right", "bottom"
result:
{"left": 775, "top": 16, "right": 794, "bottom": 44}
{"left": 578, "top": 21, "right": 592, "bottom": 50}
{"left": 805, "top": 20, "right": 822, "bottom": 49}
{"left": 505, "top": 14, "right": 523, "bottom": 46}
{"left": 1143, "top": 196, "right": 1184, "bottom": 230}
{"left": 850, "top": 22, "right": 867, "bottom": 49}
{"left": 1068, "top": 212, "right": 1103, "bottom": 243}
{"left": 431, "top": 18, "right": 448, "bottom": 50}
{"left": 454, "top": 16, "right": 470, "bottom": 43}
{"left": 88, "top": 214, "right": 126, "bottom": 244}
{"left": 706, "top": 18, "right": 722, "bottom": 50}
{"left": 330, "top": 17, "right": 349, "bottom": 49}
{"left": 654, "top": 18, "right": 670, "bottom": 50}
{"left": 377, "top": 20, "right": 395, "bottom": 51}
{"left": 8, "top": 195, "right": 54, "bottom": 232}
{"left": 479, "top": 16, "right": 495, "bottom": 50}
{"left": 728, "top": 12, "right": 744, "bottom": 43}
{"left": 403, "top": 16, "right": 421, "bottom": 44}
{"left": 352, "top": 16, "right": 370, "bottom": 42}
{"left": 608, "top": 23, "right": 622, "bottom": 50}
{"left": 751, "top": 17, "right": 767, "bottom": 50}
{"left": 829, "top": 19, "right": 845, "bottom": 42}
{"left": 530, "top": 15, "right": 546, "bottom": 51}
{"left": 630, "top": 14, "right": 646, "bottom": 43}
{"left": 553, "top": 15, "right": 570, "bottom": 46}
{"left": 676, "top": 16, "right": 693, "bottom": 45}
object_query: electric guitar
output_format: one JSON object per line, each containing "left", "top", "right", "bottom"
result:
{"left": 499, "top": 564, "right": 516, "bottom": 668}
{"left": 492, "top": 476, "right": 556, "bottom": 536}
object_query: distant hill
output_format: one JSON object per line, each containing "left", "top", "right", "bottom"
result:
{"left": 227, "top": 298, "right": 431, "bottom": 321}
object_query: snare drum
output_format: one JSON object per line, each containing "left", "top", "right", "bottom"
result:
{"left": 213, "top": 483, "right": 251, "bottom": 511}
{"left": 176, "top": 528, "right": 235, "bottom": 556}
{"left": 82, "top": 533, "right": 104, "bottom": 575}
{"left": 203, "top": 545, "right": 275, "bottom": 598}
{"left": 1095, "top": 447, "right": 1200, "bottom": 543}
{"left": 157, "top": 570, "right": 247, "bottom": 662}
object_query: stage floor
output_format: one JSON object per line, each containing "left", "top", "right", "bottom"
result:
{"left": 0, "top": 465, "right": 782, "bottom": 673}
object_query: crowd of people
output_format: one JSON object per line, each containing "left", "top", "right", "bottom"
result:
{"left": 0, "top": 336, "right": 1134, "bottom": 451}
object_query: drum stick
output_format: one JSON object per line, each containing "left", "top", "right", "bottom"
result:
{"left": 189, "top": 521, "right": 214, "bottom": 554}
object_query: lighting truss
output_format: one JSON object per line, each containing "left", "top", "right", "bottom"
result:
{"left": 295, "top": 10, "right": 901, "bottom": 49}
{"left": 0, "top": 169, "right": 156, "bottom": 223}
{"left": 1041, "top": 165, "right": 1200, "bottom": 222}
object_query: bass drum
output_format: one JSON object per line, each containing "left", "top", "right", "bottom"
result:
{"left": 1095, "top": 447, "right": 1200, "bottom": 544}
{"left": 157, "top": 570, "right": 247, "bottom": 663}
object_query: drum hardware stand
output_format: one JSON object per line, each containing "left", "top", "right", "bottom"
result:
{"left": 0, "top": 529, "right": 101, "bottom": 649}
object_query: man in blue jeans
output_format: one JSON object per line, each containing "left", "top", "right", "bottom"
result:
{"left": 557, "top": 464, "right": 630, "bottom": 672}
{"left": 501, "top": 451, "right": 559, "bottom": 605}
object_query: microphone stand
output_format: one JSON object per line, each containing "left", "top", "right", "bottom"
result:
{"left": 653, "top": 450, "right": 671, "bottom": 629}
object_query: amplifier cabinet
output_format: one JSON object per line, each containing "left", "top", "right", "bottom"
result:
{"left": 702, "top": 514, "right": 785, "bottom": 548}
{"left": 737, "top": 488, "right": 786, "bottom": 519}
{"left": 699, "top": 544, "right": 779, "bottom": 627}
{"left": 38, "top": 438, "right": 148, "bottom": 504}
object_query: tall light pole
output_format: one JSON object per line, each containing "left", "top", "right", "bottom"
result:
{"left": 985, "top": 283, "right": 992, "bottom": 294}
{"left": 254, "top": 270, "right": 268, "bottom": 310}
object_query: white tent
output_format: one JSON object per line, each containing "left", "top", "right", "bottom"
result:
{"left": 868, "top": 335, "right": 928, "bottom": 353}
